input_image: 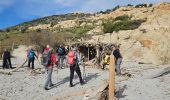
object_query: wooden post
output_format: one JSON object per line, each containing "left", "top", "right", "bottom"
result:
{"left": 109, "top": 55, "right": 115, "bottom": 100}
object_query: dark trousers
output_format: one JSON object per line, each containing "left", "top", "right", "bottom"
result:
{"left": 2, "top": 58, "right": 12, "bottom": 69}
{"left": 69, "top": 63, "right": 83, "bottom": 85}
{"left": 28, "top": 58, "right": 35, "bottom": 69}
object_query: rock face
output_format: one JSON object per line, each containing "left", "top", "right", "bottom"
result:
{"left": 87, "top": 3, "right": 170, "bottom": 65}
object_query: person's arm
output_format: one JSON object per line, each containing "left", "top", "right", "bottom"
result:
{"left": 9, "top": 52, "right": 11, "bottom": 58}
{"left": 33, "top": 52, "right": 38, "bottom": 59}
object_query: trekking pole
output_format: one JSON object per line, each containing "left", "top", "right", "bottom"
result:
{"left": 36, "top": 57, "right": 41, "bottom": 65}
{"left": 82, "top": 61, "right": 86, "bottom": 81}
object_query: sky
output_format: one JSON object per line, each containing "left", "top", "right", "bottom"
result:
{"left": 0, "top": 0, "right": 169, "bottom": 29}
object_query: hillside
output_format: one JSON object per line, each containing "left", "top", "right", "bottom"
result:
{"left": 0, "top": 2, "right": 170, "bottom": 100}
{"left": 0, "top": 2, "right": 170, "bottom": 65}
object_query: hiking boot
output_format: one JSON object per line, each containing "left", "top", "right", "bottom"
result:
{"left": 44, "top": 87, "right": 49, "bottom": 90}
{"left": 49, "top": 84, "right": 54, "bottom": 87}
{"left": 80, "top": 82, "right": 85, "bottom": 85}
{"left": 69, "top": 84, "right": 74, "bottom": 87}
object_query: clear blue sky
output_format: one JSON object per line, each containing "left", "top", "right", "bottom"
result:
{"left": 0, "top": 0, "right": 169, "bottom": 29}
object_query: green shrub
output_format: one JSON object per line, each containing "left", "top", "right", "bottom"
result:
{"left": 112, "top": 5, "right": 120, "bottom": 11}
{"left": 103, "top": 21, "right": 115, "bottom": 33}
{"left": 54, "top": 25, "right": 94, "bottom": 35}
{"left": 103, "top": 15, "right": 145, "bottom": 33}
{"left": 135, "top": 4, "right": 147, "bottom": 8}
{"left": 115, "top": 15, "right": 131, "bottom": 21}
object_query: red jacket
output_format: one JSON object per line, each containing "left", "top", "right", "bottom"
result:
{"left": 44, "top": 48, "right": 49, "bottom": 53}
{"left": 48, "top": 53, "right": 57, "bottom": 69}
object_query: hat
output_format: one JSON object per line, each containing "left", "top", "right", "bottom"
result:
{"left": 46, "top": 45, "right": 50, "bottom": 48}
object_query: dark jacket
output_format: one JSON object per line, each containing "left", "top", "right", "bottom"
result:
{"left": 113, "top": 49, "right": 122, "bottom": 60}
{"left": 3, "top": 51, "right": 11, "bottom": 59}
{"left": 57, "top": 47, "right": 66, "bottom": 56}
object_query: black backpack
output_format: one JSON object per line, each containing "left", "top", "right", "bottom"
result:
{"left": 58, "top": 47, "right": 64, "bottom": 55}
{"left": 41, "top": 51, "right": 51, "bottom": 66}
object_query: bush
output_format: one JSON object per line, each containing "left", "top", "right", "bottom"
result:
{"left": 149, "top": 4, "right": 153, "bottom": 7}
{"left": 55, "top": 25, "right": 94, "bottom": 35}
{"left": 112, "top": 5, "right": 120, "bottom": 11}
{"left": 135, "top": 4, "right": 147, "bottom": 8}
{"left": 115, "top": 15, "right": 131, "bottom": 21}
{"left": 103, "top": 15, "right": 145, "bottom": 33}
{"left": 0, "top": 32, "right": 9, "bottom": 41}
{"left": 127, "top": 4, "right": 133, "bottom": 6}
{"left": 103, "top": 21, "right": 115, "bottom": 33}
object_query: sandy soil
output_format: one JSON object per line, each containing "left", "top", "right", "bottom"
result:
{"left": 0, "top": 46, "right": 170, "bottom": 100}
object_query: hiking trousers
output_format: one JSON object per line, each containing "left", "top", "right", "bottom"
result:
{"left": 44, "top": 68, "right": 53, "bottom": 88}
{"left": 115, "top": 58, "right": 122, "bottom": 75}
{"left": 58, "top": 56, "right": 64, "bottom": 68}
{"left": 69, "top": 63, "right": 83, "bottom": 86}
{"left": 2, "top": 58, "right": 12, "bottom": 69}
{"left": 28, "top": 58, "right": 35, "bottom": 69}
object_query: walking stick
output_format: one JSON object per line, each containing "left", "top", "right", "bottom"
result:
{"left": 83, "top": 62, "right": 86, "bottom": 81}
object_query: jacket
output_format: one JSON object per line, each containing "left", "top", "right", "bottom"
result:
{"left": 48, "top": 53, "right": 57, "bottom": 69}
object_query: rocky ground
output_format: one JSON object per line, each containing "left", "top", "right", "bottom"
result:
{"left": 0, "top": 55, "right": 170, "bottom": 100}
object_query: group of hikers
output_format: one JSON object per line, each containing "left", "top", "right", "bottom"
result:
{"left": 26, "top": 45, "right": 85, "bottom": 90}
{"left": 1, "top": 44, "right": 122, "bottom": 90}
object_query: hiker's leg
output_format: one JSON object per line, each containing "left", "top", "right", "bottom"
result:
{"left": 70, "top": 64, "right": 75, "bottom": 86}
{"left": 28, "top": 59, "right": 31, "bottom": 68}
{"left": 61, "top": 56, "right": 64, "bottom": 68}
{"left": 31, "top": 58, "right": 35, "bottom": 69}
{"left": 7, "top": 58, "right": 12, "bottom": 69}
{"left": 58, "top": 56, "right": 61, "bottom": 68}
{"left": 116, "top": 58, "right": 122, "bottom": 75}
{"left": 2, "top": 58, "right": 7, "bottom": 69}
{"left": 45, "top": 69, "right": 51, "bottom": 88}
{"left": 48, "top": 69, "right": 53, "bottom": 86}
{"left": 75, "top": 64, "right": 83, "bottom": 83}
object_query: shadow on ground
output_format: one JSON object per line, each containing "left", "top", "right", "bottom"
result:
{"left": 115, "top": 85, "right": 127, "bottom": 99}
{"left": 50, "top": 73, "right": 100, "bottom": 89}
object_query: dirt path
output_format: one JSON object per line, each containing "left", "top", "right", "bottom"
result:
{"left": 0, "top": 46, "right": 170, "bottom": 100}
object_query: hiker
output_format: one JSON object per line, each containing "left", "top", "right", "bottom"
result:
{"left": 44, "top": 48, "right": 58, "bottom": 90}
{"left": 102, "top": 52, "right": 110, "bottom": 70}
{"left": 112, "top": 45, "right": 122, "bottom": 76}
{"left": 44, "top": 45, "right": 50, "bottom": 52}
{"left": 27, "top": 48, "right": 38, "bottom": 69}
{"left": 41, "top": 45, "right": 50, "bottom": 73}
{"left": 68, "top": 46, "right": 84, "bottom": 87}
{"left": 57, "top": 45, "right": 66, "bottom": 69}
{"left": 2, "top": 49, "right": 13, "bottom": 69}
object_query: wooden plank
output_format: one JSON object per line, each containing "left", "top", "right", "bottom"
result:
{"left": 109, "top": 55, "right": 115, "bottom": 100}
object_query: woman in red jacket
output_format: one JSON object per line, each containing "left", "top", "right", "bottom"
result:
{"left": 44, "top": 48, "right": 57, "bottom": 90}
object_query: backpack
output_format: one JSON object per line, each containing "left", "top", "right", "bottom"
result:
{"left": 58, "top": 47, "right": 64, "bottom": 55}
{"left": 67, "top": 51, "right": 75, "bottom": 65}
{"left": 28, "top": 50, "right": 34, "bottom": 59}
{"left": 104, "top": 55, "right": 110, "bottom": 65}
{"left": 41, "top": 51, "right": 51, "bottom": 66}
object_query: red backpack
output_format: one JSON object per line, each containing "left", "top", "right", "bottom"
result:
{"left": 67, "top": 51, "right": 75, "bottom": 64}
